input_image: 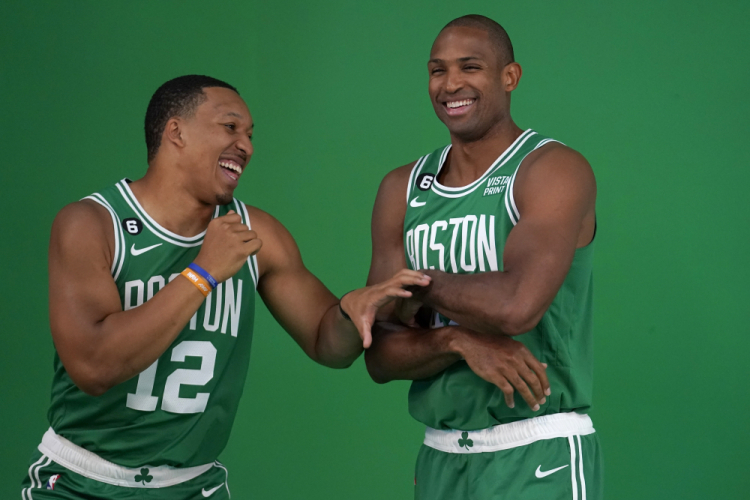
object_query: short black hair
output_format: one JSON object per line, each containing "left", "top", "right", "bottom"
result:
{"left": 441, "top": 15, "right": 514, "bottom": 65}
{"left": 145, "top": 75, "right": 239, "bottom": 162}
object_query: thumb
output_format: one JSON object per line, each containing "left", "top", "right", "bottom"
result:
{"left": 361, "top": 323, "right": 372, "bottom": 349}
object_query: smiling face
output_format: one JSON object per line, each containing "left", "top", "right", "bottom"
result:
{"left": 428, "top": 26, "right": 520, "bottom": 142}
{"left": 177, "top": 87, "right": 254, "bottom": 205}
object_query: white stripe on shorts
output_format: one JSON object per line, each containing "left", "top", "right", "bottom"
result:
{"left": 22, "top": 454, "right": 51, "bottom": 500}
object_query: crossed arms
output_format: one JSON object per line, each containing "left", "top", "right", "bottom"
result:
{"left": 364, "top": 143, "right": 596, "bottom": 410}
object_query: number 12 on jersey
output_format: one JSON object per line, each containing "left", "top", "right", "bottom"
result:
{"left": 126, "top": 340, "right": 216, "bottom": 414}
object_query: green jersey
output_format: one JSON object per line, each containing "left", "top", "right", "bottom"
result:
{"left": 404, "top": 130, "right": 595, "bottom": 431}
{"left": 47, "top": 179, "right": 258, "bottom": 468}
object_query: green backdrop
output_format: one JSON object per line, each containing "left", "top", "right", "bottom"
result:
{"left": 1, "top": 1, "right": 748, "bottom": 498}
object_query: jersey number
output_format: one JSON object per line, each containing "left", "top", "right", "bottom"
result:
{"left": 126, "top": 340, "right": 216, "bottom": 414}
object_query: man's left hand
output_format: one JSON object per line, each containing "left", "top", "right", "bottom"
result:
{"left": 341, "top": 270, "right": 431, "bottom": 349}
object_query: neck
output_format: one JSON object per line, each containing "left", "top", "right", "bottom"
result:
{"left": 128, "top": 159, "right": 216, "bottom": 237}
{"left": 442, "top": 118, "right": 524, "bottom": 187}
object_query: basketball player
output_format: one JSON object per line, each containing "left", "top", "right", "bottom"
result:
{"left": 365, "top": 15, "right": 603, "bottom": 499}
{"left": 20, "top": 75, "right": 429, "bottom": 499}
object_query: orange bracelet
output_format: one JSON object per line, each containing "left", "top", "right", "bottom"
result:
{"left": 181, "top": 268, "right": 212, "bottom": 297}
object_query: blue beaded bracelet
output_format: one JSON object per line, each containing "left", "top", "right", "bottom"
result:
{"left": 188, "top": 263, "right": 218, "bottom": 289}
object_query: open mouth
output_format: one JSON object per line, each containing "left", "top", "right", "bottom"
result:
{"left": 219, "top": 159, "right": 243, "bottom": 183}
{"left": 443, "top": 98, "right": 476, "bottom": 116}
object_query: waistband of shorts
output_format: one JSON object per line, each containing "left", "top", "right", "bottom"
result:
{"left": 423, "top": 412, "right": 595, "bottom": 454}
{"left": 38, "top": 427, "right": 214, "bottom": 488}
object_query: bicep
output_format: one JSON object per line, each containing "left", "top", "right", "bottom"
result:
{"left": 49, "top": 202, "right": 123, "bottom": 360}
{"left": 367, "top": 165, "right": 412, "bottom": 286}
{"left": 503, "top": 146, "right": 596, "bottom": 311}
{"left": 254, "top": 210, "right": 337, "bottom": 355}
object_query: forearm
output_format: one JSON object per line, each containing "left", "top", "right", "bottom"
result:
{"left": 56, "top": 276, "right": 206, "bottom": 394}
{"left": 313, "top": 304, "right": 364, "bottom": 369}
{"left": 418, "top": 270, "right": 529, "bottom": 336}
{"left": 364, "top": 322, "right": 462, "bottom": 383}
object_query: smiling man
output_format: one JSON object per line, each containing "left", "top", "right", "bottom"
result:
{"left": 365, "top": 16, "right": 603, "bottom": 500}
{"left": 20, "top": 75, "right": 428, "bottom": 499}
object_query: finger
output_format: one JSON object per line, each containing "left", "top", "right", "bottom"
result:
{"left": 390, "top": 272, "right": 432, "bottom": 287}
{"left": 243, "top": 238, "right": 263, "bottom": 256}
{"left": 528, "top": 358, "right": 551, "bottom": 397}
{"left": 495, "top": 376, "right": 515, "bottom": 409}
{"left": 517, "top": 363, "right": 545, "bottom": 403}
{"left": 508, "top": 372, "right": 540, "bottom": 411}
{"left": 397, "top": 269, "right": 431, "bottom": 279}
{"left": 221, "top": 212, "right": 242, "bottom": 223}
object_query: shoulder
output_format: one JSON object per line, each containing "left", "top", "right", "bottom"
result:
{"left": 378, "top": 161, "right": 418, "bottom": 197}
{"left": 53, "top": 199, "right": 113, "bottom": 240}
{"left": 242, "top": 204, "right": 301, "bottom": 277}
{"left": 521, "top": 142, "right": 594, "bottom": 182}
{"left": 517, "top": 142, "right": 596, "bottom": 197}
{"left": 50, "top": 199, "right": 115, "bottom": 264}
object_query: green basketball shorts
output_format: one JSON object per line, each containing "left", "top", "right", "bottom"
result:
{"left": 415, "top": 412, "right": 603, "bottom": 500}
{"left": 21, "top": 428, "right": 231, "bottom": 499}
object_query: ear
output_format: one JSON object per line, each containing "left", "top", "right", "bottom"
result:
{"left": 163, "top": 118, "right": 186, "bottom": 149}
{"left": 503, "top": 62, "right": 522, "bottom": 92}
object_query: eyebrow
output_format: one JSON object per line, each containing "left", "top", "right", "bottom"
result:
{"left": 429, "top": 56, "right": 483, "bottom": 64}
{"left": 223, "top": 112, "right": 244, "bottom": 119}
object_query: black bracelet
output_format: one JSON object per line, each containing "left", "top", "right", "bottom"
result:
{"left": 339, "top": 291, "right": 353, "bottom": 322}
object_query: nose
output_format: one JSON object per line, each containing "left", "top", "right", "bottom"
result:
{"left": 444, "top": 67, "right": 464, "bottom": 94}
{"left": 236, "top": 135, "right": 253, "bottom": 161}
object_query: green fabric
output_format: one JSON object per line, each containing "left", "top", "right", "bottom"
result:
{"left": 415, "top": 433, "right": 603, "bottom": 500}
{"left": 47, "top": 179, "right": 257, "bottom": 468}
{"left": 404, "top": 131, "right": 596, "bottom": 430}
{"left": 20, "top": 450, "right": 231, "bottom": 499}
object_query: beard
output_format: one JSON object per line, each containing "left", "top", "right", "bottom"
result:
{"left": 215, "top": 191, "right": 233, "bottom": 205}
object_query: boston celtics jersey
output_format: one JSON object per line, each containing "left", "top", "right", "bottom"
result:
{"left": 47, "top": 179, "right": 258, "bottom": 468}
{"left": 404, "top": 130, "right": 595, "bottom": 431}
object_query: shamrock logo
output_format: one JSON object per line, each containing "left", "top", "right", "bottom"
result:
{"left": 134, "top": 468, "right": 153, "bottom": 485}
{"left": 458, "top": 431, "right": 473, "bottom": 449}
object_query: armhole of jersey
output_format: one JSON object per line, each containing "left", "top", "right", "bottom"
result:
{"left": 235, "top": 199, "right": 259, "bottom": 290}
{"left": 504, "top": 138, "right": 561, "bottom": 226}
{"left": 83, "top": 194, "right": 126, "bottom": 280}
{"left": 405, "top": 155, "right": 428, "bottom": 203}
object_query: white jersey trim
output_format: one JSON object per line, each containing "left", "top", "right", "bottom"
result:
{"left": 431, "top": 129, "right": 536, "bottom": 198}
{"left": 504, "top": 138, "right": 561, "bottom": 226}
{"left": 423, "top": 412, "right": 595, "bottom": 454}
{"left": 37, "top": 427, "right": 214, "bottom": 488}
{"left": 116, "top": 180, "right": 221, "bottom": 248}
{"left": 83, "top": 194, "right": 126, "bottom": 281}
{"left": 237, "top": 200, "right": 259, "bottom": 289}
{"left": 406, "top": 155, "right": 429, "bottom": 203}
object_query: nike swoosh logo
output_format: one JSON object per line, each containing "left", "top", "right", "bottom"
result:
{"left": 535, "top": 464, "right": 569, "bottom": 478}
{"left": 410, "top": 196, "right": 426, "bottom": 207}
{"left": 202, "top": 483, "right": 225, "bottom": 497}
{"left": 130, "top": 243, "right": 162, "bottom": 256}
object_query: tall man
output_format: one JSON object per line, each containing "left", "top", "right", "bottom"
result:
{"left": 365, "top": 15, "right": 602, "bottom": 500}
{"left": 21, "top": 75, "right": 429, "bottom": 500}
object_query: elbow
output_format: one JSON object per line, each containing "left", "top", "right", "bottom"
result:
{"left": 364, "top": 350, "right": 391, "bottom": 384}
{"left": 65, "top": 362, "right": 117, "bottom": 397}
{"left": 496, "top": 303, "right": 545, "bottom": 337}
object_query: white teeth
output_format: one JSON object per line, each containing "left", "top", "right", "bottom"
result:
{"left": 446, "top": 99, "right": 475, "bottom": 109}
{"left": 219, "top": 161, "right": 242, "bottom": 174}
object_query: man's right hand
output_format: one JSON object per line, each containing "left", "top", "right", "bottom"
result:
{"left": 451, "top": 328, "right": 550, "bottom": 411}
{"left": 194, "top": 210, "right": 262, "bottom": 282}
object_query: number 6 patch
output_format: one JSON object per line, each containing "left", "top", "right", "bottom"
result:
{"left": 417, "top": 173, "right": 435, "bottom": 191}
{"left": 122, "top": 218, "right": 143, "bottom": 235}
